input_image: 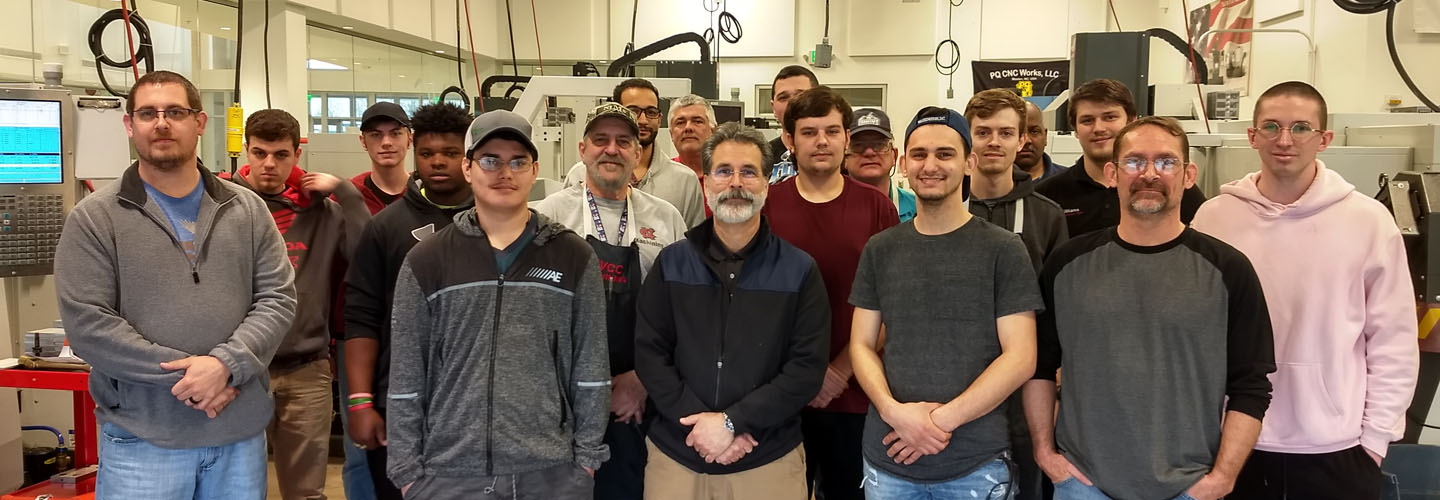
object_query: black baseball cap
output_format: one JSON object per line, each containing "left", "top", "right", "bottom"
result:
{"left": 360, "top": 102, "right": 410, "bottom": 131}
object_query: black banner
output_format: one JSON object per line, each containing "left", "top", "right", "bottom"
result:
{"left": 971, "top": 60, "right": 1070, "bottom": 97}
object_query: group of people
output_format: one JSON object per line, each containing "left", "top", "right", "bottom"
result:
{"left": 53, "top": 63, "right": 1419, "bottom": 500}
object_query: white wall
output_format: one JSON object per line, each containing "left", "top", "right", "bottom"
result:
{"left": 1152, "top": 0, "right": 1440, "bottom": 115}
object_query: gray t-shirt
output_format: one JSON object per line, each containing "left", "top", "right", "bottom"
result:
{"left": 849, "top": 217, "right": 1043, "bottom": 482}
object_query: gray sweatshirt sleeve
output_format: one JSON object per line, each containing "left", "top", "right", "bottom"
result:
{"left": 56, "top": 204, "right": 188, "bottom": 387}
{"left": 679, "top": 174, "right": 706, "bottom": 228}
{"left": 386, "top": 260, "right": 429, "bottom": 487}
{"left": 569, "top": 257, "right": 612, "bottom": 470}
{"left": 331, "top": 179, "right": 371, "bottom": 261}
{"left": 209, "top": 193, "right": 297, "bottom": 387}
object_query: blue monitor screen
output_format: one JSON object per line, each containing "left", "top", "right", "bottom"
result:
{"left": 0, "top": 99, "right": 63, "bottom": 184}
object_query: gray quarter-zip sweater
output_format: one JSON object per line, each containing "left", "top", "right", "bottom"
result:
{"left": 386, "top": 210, "right": 611, "bottom": 486}
{"left": 55, "top": 162, "right": 297, "bottom": 449}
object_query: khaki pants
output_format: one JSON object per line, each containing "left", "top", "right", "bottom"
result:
{"left": 644, "top": 438, "right": 808, "bottom": 500}
{"left": 267, "top": 358, "right": 333, "bottom": 500}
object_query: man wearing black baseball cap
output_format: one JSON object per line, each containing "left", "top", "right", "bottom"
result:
{"left": 385, "top": 109, "right": 611, "bottom": 499}
{"left": 352, "top": 102, "right": 414, "bottom": 215}
{"left": 851, "top": 105, "right": 1041, "bottom": 499}
{"left": 844, "top": 108, "right": 916, "bottom": 222}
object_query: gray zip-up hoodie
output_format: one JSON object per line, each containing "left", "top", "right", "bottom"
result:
{"left": 55, "top": 162, "right": 297, "bottom": 449}
{"left": 387, "top": 209, "right": 610, "bottom": 487}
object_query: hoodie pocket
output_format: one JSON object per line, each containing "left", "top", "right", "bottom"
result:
{"left": 1266, "top": 362, "right": 1348, "bottom": 445}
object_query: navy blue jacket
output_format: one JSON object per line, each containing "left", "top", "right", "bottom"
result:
{"left": 635, "top": 217, "right": 830, "bottom": 474}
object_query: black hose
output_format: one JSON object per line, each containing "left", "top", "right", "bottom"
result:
{"left": 606, "top": 32, "right": 711, "bottom": 77}
{"left": 439, "top": 86, "right": 470, "bottom": 112}
{"left": 87, "top": 8, "right": 155, "bottom": 97}
{"left": 1145, "top": 28, "right": 1209, "bottom": 87}
{"left": 824, "top": 0, "right": 830, "bottom": 38}
{"left": 481, "top": 75, "right": 532, "bottom": 98}
{"left": 263, "top": 0, "right": 271, "bottom": 108}
{"left": 455, "top": 0, "right": 464, "bottom": 92}
{"left": 504, "top": 0, "right": 520, "bottom": 76}
{"left": 1384, "top": 3, "right": 1438, "bottom": 111}
{"left": 718, "top": 11, "right": 742, "bottom": 44}
{"left": 1333, "top": 0, "right": 1438, "bottom": 112}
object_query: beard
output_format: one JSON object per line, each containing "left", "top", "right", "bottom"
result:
{"left": 138, "top": 140, "right": 189, "bottom": 171}
{"left": 588, "top": 155, "right": 633, "bottom": 192}
{"left": 1127, "top": 180, "right": 1171, "bottom": 216}
{"left": 639, "top": 128, "right": 656, "bottom": 148}
{"left": 708, "top": 187, "right": 766, "bottom": 224}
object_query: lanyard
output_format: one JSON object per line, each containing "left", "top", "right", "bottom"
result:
{"left": 585, "top": 189, "right": 628, "bottom": 244}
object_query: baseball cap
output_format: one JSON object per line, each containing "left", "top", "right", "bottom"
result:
{"left": 903, "top": 106, "right": 972, "bottom": 152}
{"left": 465, "top": 110, "right": 539, "bottom": 159}
{"left": 850, "top": 108, "right": 892, "bottom": 139}
{"left": 584, "top": 102, "right": 640, "bottom": 136}
{"left": 359, "top": 102, "right": 410, "bottom": 131}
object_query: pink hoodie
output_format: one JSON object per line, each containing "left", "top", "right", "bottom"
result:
{"left": 1191, "top": 160, "right": 1419, "bottom": 457}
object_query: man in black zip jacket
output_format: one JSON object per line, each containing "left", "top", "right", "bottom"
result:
{"left": 386, "top": 109, "right": 611, "bottom": 499}
{"left": 342, "top": 103, "right": 474, "bottom": 500}
{"left": 635, "top": 122, "right": 830, "bottom": 499}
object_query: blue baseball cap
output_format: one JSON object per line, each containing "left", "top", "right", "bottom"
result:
{"left": 903, "top": 106, "right": 972, "bottom": 152}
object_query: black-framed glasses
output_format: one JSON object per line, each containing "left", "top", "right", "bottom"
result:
{"left": 1255, "top": 121, "right": 1319, "bottom": 140}
{"left": 472, "top": 156, "right": 533, "bottom": 172}
{"left": 131, "top": 107, "right": 200, "bottom": 123}
{"left": 626, "top": 106, "right": 661, "bottom": 119}
{"left": 1121, "top": 156, "right": 1181, "bottom": 175}
{"left": 848, "top": 141, "right": 892, "bottom": 155}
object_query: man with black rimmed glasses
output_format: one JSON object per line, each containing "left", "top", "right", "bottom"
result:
{"left": 564, "top": 79, "right": 706, "bottom": 227}
{"left": 1192, "top": 81, "right": 1418, "bottom": 500}
{"left": 385, "top": 109, "right": 611, "bottom": 499}
{"left": 57, "top": 70, "right": 296, "bottom": 500}
{"left": 537, "top": 102, "right": 687, "bottom": 499}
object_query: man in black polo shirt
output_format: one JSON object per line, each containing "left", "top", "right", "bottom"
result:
{"left": 767, "top": 65, "right": 818, "bottom": 184}
{"left": 1035, "top": 79, "right": 1206, "bottom": 237}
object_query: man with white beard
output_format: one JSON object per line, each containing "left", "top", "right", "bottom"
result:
{"left": 635, "top": 122, "right": 830, "bottom": 500}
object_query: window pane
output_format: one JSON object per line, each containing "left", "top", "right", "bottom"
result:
{"left": 399, "top": 98, "right": 421, "bottom": 117}
{"left": 327, "top": 97, "right": 351, "bottom": 118}
{"left": 310, "top": 96, "right": 323, "bottom": 117}
{"left": 354, "top": 97, "right": 369, "bottom": 117}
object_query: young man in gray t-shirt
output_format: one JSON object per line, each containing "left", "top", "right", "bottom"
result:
{"left": 850, "top": 107, "right": 1042, "bottom": 498}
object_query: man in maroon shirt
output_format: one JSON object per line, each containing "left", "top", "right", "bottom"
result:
{"left": 352, "top": 102, "right": 413, "bottom": 215}
{"left": 764, "top": 87, "right": 900, "bottom": 500}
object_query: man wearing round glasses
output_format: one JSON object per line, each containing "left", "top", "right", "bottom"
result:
{"left": 1024, "top": 116, "right": 1276, "bottom": 500}
{"left": 843, "top": 108, "right": 916, "bottom": 222}
{"left": 563, "top": 79, "right": 707, "bottom": 228}
{"left": 635, "top": 122, "right": 829, "bottom": 499}
{"left": 385, "top": 109, "right": 612, "bottom": 499}
{"left": 536, "top": 102, "right": 687, "bottom": 499}
{"left": 1192, "top": 81, "right": 1418, "bottom": 500}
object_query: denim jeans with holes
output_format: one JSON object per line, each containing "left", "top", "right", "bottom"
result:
{"left": 862, "top": 457, "right": 1011, "bottom": 500}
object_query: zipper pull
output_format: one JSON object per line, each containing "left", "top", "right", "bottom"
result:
{"left": 192, "top": 271, "right": 199, "bottom": 283}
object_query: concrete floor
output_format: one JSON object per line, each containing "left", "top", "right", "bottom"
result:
{"left": 265, "top": 459, "right": 347, "bottom": 500}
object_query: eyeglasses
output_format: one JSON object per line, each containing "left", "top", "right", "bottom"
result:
{"left": 709, "top": 166, "right": 764, "bottom": 182}
{"left": 472, "top": 156, "right": 534, "bottom": 172}
{"left": 626, "top": 106, "right": 661, "bottom": 119}
{"left": 848, "top": 141, "right": 892, "bottom": 155}
{"left": 1255, "top": 121, "right": 1319, "bottom": 140}
{"left": 131, "top": 107, "right": 199, "bottom": 123}
{"left": 1120, "top": 156, "right": 1181, "bottom": 175}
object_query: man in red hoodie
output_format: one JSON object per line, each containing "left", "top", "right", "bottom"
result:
{"left": 1192, "top": 81, "right": 1419, "bottom": 500}
{"left": 232, "top": 109, "right": 371, "bottom": 499}
{"left": 352, "top": 102, "right": 413, "bottom": 215}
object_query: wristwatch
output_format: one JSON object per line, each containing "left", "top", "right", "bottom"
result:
{"left": 722, "top": 413, "right": 735, "bottom": 434}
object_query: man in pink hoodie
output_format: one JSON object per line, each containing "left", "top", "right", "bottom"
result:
{"left": 1191, "top": 81, "right": 1419, "bottom": 500}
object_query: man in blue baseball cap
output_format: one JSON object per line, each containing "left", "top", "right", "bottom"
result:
{"left": 850, "top": 105, "right": 1042, "bottom": 498}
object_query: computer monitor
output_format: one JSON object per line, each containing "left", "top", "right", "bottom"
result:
{"left": 0, "top": 98, "right": 64, "bottom": 184}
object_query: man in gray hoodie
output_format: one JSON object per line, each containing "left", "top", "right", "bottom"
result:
{"left": 386, "top": 109, "right": 611, "bottom": 499}
{"left": 55, "top": 71, "right": 296, "bottom": 500}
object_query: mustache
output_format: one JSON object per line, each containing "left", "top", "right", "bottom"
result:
{"left": 717, "top": 188, "right": 755, "bottom": 203}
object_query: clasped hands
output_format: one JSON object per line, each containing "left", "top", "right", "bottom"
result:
{"left": 679, "top": 412, "right": 758, "bottom": 466}
{"left": 879, "top": 401, "right": 954, "bottom": 465}
{"left": 160, "top": 355, "right": 237, "bottom": 419}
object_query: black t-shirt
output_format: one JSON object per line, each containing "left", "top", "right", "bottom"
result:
{"left": 1034, "top": 157, "right": 1206, "bottom": 238}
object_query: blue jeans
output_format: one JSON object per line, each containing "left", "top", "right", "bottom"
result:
{"left": 1052, "top": 477, "right": 1197, "bottom": 500}
{"left": 336, "top": 347, "right": 377, "bottom": 500}
{"left": 96, "top": 422, "right": 266, "bottom": 500}
{"left": 862, "top": 458, "right": 1011, "bottom": 500}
